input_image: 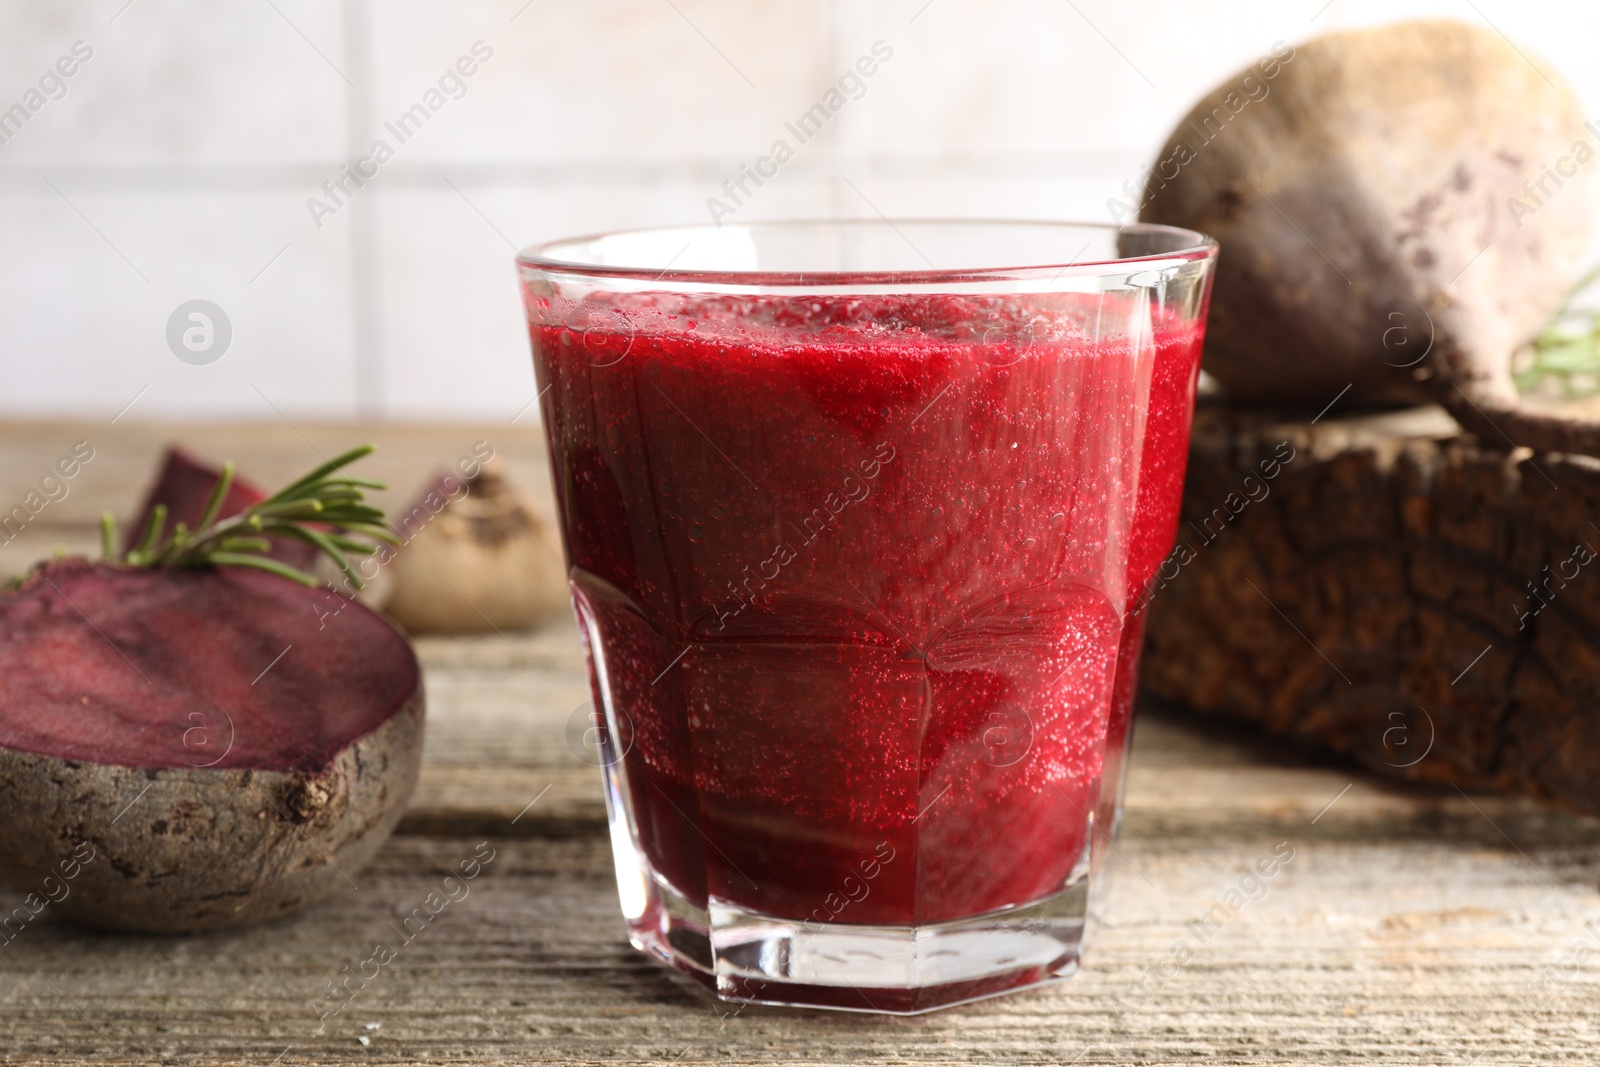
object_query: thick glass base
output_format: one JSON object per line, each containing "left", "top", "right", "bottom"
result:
{"left": 621, "top": 854, "right": 1088, "bottom": 1015}
{"left": 594, "top": 650, "right": 1097, "bottom": 1014}
{"left": 709, "top": 884, "right": 1086, "bottom": 1013}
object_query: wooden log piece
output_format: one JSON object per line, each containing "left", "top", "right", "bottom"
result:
{"left": 1143, "top": 397, "right": 1600, "bottom": 816}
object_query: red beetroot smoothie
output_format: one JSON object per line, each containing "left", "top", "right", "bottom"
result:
{"left": 531, "top": 292, "right": 1201, "bottom": 925}
{"left": 1098, "top": 307, "right": 1208, "bottom": 840}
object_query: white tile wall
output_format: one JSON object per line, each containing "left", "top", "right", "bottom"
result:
{"left": 2, "top": 0, "right": 1598, "bottom": 420}
{"left": 0, "top": 187, "right": 358, "bottom": 417}
{"left": 0, "top": 0, "right": 347, "bottom": 168}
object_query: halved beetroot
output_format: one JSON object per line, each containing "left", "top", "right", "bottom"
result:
{"left": 0, "top": 558, "right": 423, "bottom": 933}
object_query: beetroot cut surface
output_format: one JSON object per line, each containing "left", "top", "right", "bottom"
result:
{"left": 123, "top": 446, "right": 320, "bottom": 570}
{"left": 0, "top": 559, "right": 418, "bottom": 774}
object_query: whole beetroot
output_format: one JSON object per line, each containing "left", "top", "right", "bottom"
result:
{"left": 1139, "top": 20, "right": 1600, "bottom": 453}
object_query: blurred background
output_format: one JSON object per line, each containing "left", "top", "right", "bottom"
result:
{"left": 3, "top": 0, "right": 1599, "bottom": 422}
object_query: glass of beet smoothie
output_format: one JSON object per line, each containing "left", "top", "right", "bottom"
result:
{"left": 517, "top": 220, "right": 1216, "bottom": 1014}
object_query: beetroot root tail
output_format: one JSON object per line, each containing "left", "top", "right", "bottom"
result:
{"left": 1436, "top": 383, "right": 1600, "bottom": 459}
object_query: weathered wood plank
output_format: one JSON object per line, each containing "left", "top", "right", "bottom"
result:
{"left": 2, "top": 772, "right": 1598, "bottom": 1065}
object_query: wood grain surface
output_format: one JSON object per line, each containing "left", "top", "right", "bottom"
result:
{"left": 2, "top": 421, "right": 1599, "bottom": 1065}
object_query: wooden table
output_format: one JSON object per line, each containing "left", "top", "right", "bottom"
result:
{"left": 3, "top": 423, "right": 1598, "bottom": 1065}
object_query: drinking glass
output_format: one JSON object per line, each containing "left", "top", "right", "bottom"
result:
{"left": 517, "top": 220, "right": 1216, "bottom": 1014}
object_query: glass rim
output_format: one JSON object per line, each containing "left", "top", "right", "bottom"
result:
{"left": 516, "top": 218, "right": 1217, "bottom": 287}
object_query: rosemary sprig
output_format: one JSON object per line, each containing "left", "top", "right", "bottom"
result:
{"left": 1517, "top": 263, "right": 1600, "bottom": 400}
{"left": 101, "top": 445, "right": 399, "bottom": 589}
